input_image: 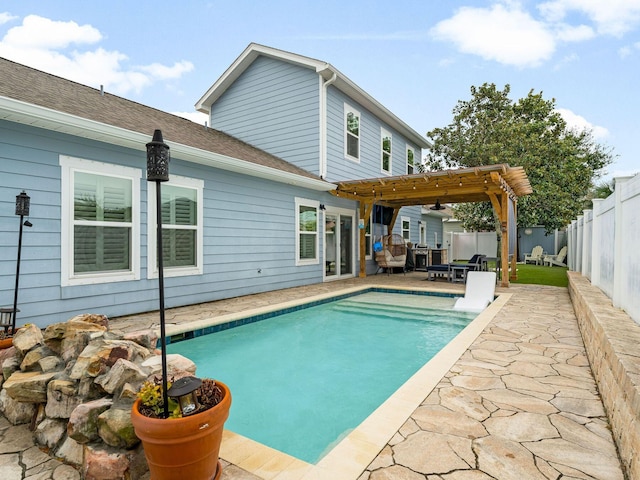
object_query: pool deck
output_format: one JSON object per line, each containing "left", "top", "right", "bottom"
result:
{"left": 0, "top": 272, "right": 626, "bottom": 479}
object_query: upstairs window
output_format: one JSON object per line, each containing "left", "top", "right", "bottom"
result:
{"left": 407, "top": 145, "right": 415, "bottom": 174}
{"left": 381, "top": 128, "right": 392, "bottom": 174}
{"left": 345, "top": 104, "right": 360, "bottom": 161}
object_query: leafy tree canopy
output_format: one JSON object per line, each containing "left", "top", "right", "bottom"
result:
{"left": 423, "top": 83, "right": 613, "bottom": 233}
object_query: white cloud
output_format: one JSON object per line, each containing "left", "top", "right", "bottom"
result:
{"left": 620, "top": 40, "right": 640, "bottom": 57}
{"left": 432, "top": 1, "right": 640, "bottom": 68}
{"left": 556, "top": 108, "right": 609, "bottom": 139}
{"left": 619, "top": 45, "right": 633, "bottom": 57}
{"left": 3, "top": 14, "right": 101, "bottom": 49}
{"left": 0, "top": 14, "right": 193, "bottom": 96}
{"left": 430, "top": 3, "right": 556, "bottom": 68}
{"left": 138, "top": 61, "right": 194, "bottom": 80}
{"left": 0, "top": 12, "right": 18, "bottom": 25}
{"left": 172, "top": 111, "right": 208, "bottom": 125}
{"left": 554, "top": 23, "right": 595, "bottom": 42}
{"left": 538, "top": 0, "right": 640, "bottom": 37}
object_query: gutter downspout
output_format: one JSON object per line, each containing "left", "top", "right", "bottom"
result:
{"left": 319, "top": 71, "right": 337, "bottom": 179}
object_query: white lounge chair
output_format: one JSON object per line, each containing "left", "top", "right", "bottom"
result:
{"left": 543, "top": 246, "right": 567, "bottom": 267}
{"left": 453, "top": 271, "right": 497, "bottom": 312}
{"left": 524, "top": 245, "right": 544, "bottom": 265}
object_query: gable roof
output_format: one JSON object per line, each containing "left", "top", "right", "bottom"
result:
{"left": 0, "top": 56, "right": 331, "bottom": 191}
{"left": 195, "top": 43, "right": 431, "bottom": 149}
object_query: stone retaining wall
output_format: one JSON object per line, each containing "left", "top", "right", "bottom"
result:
{"left": 0, "top": 314, "right": 197, "bottom": 479}
{"left": 568, "top": 271, "right": 640, "bottom": 480}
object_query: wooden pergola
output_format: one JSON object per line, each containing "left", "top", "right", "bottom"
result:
{"left": 330, "top": 164, "right": 533, "bottom": 287}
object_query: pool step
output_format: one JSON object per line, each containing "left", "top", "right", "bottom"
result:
{"left": 331, "top": 299, "right": 473, "bottom": 325}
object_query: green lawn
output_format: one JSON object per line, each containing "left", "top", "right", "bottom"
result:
{"left": 472, "top": 261, "right": 568, "bottom": 287}
{"left": 508, "top": 263, "right": 568, "bottom": 287}
{"left": 452, "top": 259, "right": 569, "bottom": 287}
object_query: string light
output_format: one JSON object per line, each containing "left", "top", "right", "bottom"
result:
{"left": 459, "top": 177, "right": 463, "bottom": 187}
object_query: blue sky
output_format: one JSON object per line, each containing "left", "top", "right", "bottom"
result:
{"left": 1, "top": 0, "right": 638, "bottom": 181}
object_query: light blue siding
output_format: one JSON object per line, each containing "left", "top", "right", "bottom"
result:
{"left": 210, "top": 57, "right": 321, "bottom": 175}
{"left": 325, "top": 86, "right": 422, "bottom": 182}
{"left": 423, "top": 216, "right": 444, "bottom": 248}
{"left": 325, "top": 86, "right": 423, "bottom": 266}
{"left": 0, "top": 121, "right": 335, "bottom": 327}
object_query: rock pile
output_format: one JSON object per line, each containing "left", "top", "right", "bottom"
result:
{"left": 0, "top": 314, "right": 196, "bottom": 480}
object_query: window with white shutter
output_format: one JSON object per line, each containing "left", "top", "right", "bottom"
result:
{"left": 60, "top": 156, "right": 140, "bottom": 286}
{"left": 147, "top": 176, "right": 203, "bottom": 278}
{"left": 295, "top": 198, "right": 319, "bottom": 265}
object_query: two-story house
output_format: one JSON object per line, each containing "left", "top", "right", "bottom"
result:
{"left": 0, "top": 44, "right": 429, "bottom": 327}
{"left": 196, "top": 44, "right": 430, "bottom": 276}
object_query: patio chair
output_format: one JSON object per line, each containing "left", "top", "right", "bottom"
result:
{"left": 426, "top": 263, "right": 452, "bottom": 281}
{"left": 543, "top": 246, "right": 567, "bottom": 267}
{"left": 463, "top": 254, "right": 486, "bottom": 271}
{"left": 426, "top": 254, "right": 485, "bottom": 282}
{"left": 375, "top": 234, "right": 407, "bottom": 274}
{"left": 453, "top": 271, "right": 497, "bottom": 312}
{"left": 524, "top": 245, "right": 544, "bottom": 265}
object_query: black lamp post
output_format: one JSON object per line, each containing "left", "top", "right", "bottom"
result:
{"left": 146, "top": 129, "right": 171, "bottom": 418}
{"left": 12, "top": 191, "right": 32, "bottom": 334}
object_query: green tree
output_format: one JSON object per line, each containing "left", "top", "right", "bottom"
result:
{"left": 424, "top": 83, "right": 613, "bottom": 233}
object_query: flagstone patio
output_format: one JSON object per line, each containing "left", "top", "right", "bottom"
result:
{"left": 0, "top": 272, "right": 628, "bottom": 479}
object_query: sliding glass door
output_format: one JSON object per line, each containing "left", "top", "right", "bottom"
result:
{"left": 324, "top": 208, "right": 354, "bottom": 279}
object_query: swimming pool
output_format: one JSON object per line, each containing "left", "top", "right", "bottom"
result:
{"left": 167, "top": 289, "right": 477, "bottom": 464}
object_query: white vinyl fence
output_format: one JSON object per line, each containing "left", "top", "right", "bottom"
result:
{"left": 567, "top": 174, "right": 640, "bottom": 324}
{"left": 447, "top": 232, "right": 498, "bottom": 260}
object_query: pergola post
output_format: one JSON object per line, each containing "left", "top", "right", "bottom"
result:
{"left": 510, "top": 195, "right": 518, "bottom": 282}
{"left": 500, "top": 192, "right": 510, "bottom": 288}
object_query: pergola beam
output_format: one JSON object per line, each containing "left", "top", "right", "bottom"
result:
{"left": 332, "top": 164, "right": 533, "bottom": 286}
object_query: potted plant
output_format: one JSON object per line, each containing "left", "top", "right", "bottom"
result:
{"left": 0, "top": 331, "right": 13, "bottom": 350}
{"left": 131, "top": 375, "right": 232, "bottom": 480}
{"left": 0, "top": 314, "right": 25, "bottom": 350}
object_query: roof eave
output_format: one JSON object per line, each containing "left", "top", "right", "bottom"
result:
{"left": 0, "top": 95, "right": 334, "bottom": 193}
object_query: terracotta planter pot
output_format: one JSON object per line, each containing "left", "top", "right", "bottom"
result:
{"left": 131, "top": 381, "right": 231, "bottom": 480}
{"left": 0, "top": 337, "right": 13, "bottom": 349}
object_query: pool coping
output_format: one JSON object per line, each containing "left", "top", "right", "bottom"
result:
{"left": 162, "top": 285, "right": 511, "bottom": 480}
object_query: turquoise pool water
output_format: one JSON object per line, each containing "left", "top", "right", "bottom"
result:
{"left": 167, "top": 290, "right": 476, "bottom": 464}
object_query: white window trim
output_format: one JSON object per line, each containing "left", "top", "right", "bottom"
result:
{"left": 381, "top": 127, "right": 392, "bottom": 175}
{"left": 147, "top": 175, "right": 204, "bottom": 279}
{"left": 295, "top": 197, "right": 320, "bottom": 266}
{"left": 401, "top": 215, "right": 411, "bottom": 241}
{"left": 344, "top": 103, "right": 361, "bottom": 163}
{"left": 59, "top": 155, "right": 141, "bottom": 287}
{"left": 406, "top": 144, "right": 415, "bottom": 175}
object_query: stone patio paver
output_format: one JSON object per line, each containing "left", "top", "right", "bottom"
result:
{"left": 0, "top": 273, "right": 627, "bottom": 479}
